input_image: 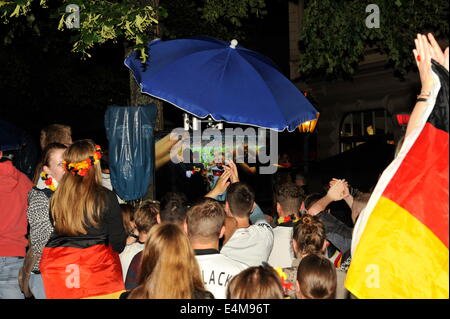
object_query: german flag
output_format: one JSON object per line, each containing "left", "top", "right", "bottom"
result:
{"left": 345, "top": 61, "right": 449, "bottom": 299}
{"left": 40, "top": 236, "right": 125, "bottom": 299}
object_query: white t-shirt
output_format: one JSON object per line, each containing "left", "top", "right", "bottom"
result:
{"left": 220, "top": 222, "right": 274, "bottom": 267}
{"left": 119, "top": 242, "right": 144, "bottom": 281}
{"left": 268, "top": 226, "right": 295, "bottom": 268}
{"left": 101, "top": 173, "right": 125, "bottom": 204}
{"left": 195, "top": 251, "right": 248, "bottom": 299}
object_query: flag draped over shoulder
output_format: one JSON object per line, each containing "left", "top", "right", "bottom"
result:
{"left": 346, "top": 61, "right": 449, "bottom": 299}
{"left": 40, "top": 236, "right": 125, "bottom": 299}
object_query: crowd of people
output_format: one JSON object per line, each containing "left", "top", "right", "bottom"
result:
{"left": 0, "top": 33, "right": 448, "bottom": 299}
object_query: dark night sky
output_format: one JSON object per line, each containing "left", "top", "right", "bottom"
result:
{"left": 0, "top": 1, "right": 289, "bottom": 147}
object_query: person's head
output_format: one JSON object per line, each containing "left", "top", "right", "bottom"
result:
{"left": 100, "top": 149, "right": 110, "bottom": 174}
{"left": 225, "top": 182, "right": 255, "bottom": 218}
{"left": 120, "top": 203, "right": 136, "bottom": 234}
{"left": 351, "top": 192, "right": 371, "bottom": 224}
{"left": 50, "top": 139, "right": 106, "bottom": 236}
{"left": 40, "top": 124, "right": 72, "bottom": 150}
{"left": 279, "top": 152, "right": 290, "bottom": 164}
{"left": 296, "top": 254, "right": 337, "bottom": 299}
{"left": 292, "top": 170, "right": 307, "bottom": 187}
{"left": 186, "top": 198, "right": 226, "bottom": 246}
{"left": 134, "top": 201, "right": 159, "bottom": 236}
{"left": 292, "top": 215, "right": 327, "bottom": 258}
{"left": 0, "top": 150, "right": 7, "bottom": 162}
{"left": 158, "top": 192, "right": 188, "bottom": 225}
{"left": 304, "top": 193, "right": 323, "bottom": 211}
{"left": 33, "top": 142, "right": 67, "bottom": 184}
{"left": 227, "top": 265, "right": 284, "bottom": 299}
{"left": 128, "top": 223, "right": 206, "bottom": 299}
{"left": 275, "top": 182, "right": 305, "bottom": 217}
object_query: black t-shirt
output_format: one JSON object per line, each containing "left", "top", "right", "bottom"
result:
{"left": 47, "top": 188, "right": 127, "bottom": 254}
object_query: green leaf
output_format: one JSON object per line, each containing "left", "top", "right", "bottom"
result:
{"left": 10, "top": 4, "right": 20, "bottom": 17}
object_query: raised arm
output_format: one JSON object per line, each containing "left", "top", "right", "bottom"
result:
{"left": 407, "top": 33, "right": 449, "bottom": 138}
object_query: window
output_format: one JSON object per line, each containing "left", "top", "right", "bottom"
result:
{"left": 339, "top": 109, "right": 394, "bottom": 152}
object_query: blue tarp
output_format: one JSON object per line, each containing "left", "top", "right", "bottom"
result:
{"left": 104, "top": 104, "right": 157, "bottom": 201}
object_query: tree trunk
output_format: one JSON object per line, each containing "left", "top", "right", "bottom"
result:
{"left": 123, "top": 0, "right": 163, "bottom": 200}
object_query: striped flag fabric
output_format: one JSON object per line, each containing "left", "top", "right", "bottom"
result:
{"left": 345, "top": 61, "right": 449, "bottom": 299}
{"left": 40, "top": 238, "right": 125, "bottom": 299}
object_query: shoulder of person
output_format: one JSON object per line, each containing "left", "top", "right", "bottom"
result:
{"left": 250, "top": 222, "right": 273, "bottom": 232}
{"left": 28, "top": 186, "right": 52, "bottom": 200}
{"left": 217, "top": 253, "right": 249, "bottom": 270}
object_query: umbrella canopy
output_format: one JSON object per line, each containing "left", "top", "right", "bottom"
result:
{"left": 0, "top": 120, "right": 23, "bottom": 151}
{"left": 125, "top": 36, "right": 318, "bottom": 132}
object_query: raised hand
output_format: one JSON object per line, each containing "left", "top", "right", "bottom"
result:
{"left": 205, "top": 167, "right": 232, "bottom": 198}
{"left": 427, "top": 33, "right": 449, "bottom": 71}
{"left": 327, "top": 179, "right": 346, "bottom": 201}
{"left": 226, "top": 159, "right": 239, "bottom": 183}
{"left": 413, "top": 33, "right": 434, "bottom": 92}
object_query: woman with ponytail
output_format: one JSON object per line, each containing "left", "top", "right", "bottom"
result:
{"left": 39, "top": 139, "right": 127, "bottom": 299}
{"left": 274, "top": 215, "right": 348, "bottom": 299}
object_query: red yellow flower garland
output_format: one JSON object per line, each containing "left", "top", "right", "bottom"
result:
{"left": 277, "top": 214, "right": 299, "bottom": 225}
{"left": 40, "top": 172, "right": 57, "bottom": 191}
{"left": 63, "top": 145, "right": 102, "bottom": 176}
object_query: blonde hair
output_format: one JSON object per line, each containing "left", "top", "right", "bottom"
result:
{"left": 227, "top": 265, "right": 284, "bottom": 299}
{"left": 50, "top": 139, "right": 106, "bottom": 236}
{"left": 128, "top": 223, "right": 207, "bottom": 299}
{"left": 186, "top": 198, "right": 225, "bottom": 243}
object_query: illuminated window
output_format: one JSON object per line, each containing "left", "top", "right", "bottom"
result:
{"left": 339, "top": 109, "right": 394, "bottom": 152}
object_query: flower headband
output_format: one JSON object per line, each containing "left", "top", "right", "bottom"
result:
{"left": 63, "top": 145, "right": 102, "bottom": 176}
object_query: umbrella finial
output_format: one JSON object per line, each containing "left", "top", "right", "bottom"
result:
{"left": 230, "top": 39, "right": 238, "bottom": 49}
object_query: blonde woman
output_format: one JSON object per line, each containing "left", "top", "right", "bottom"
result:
{"left": 39, "top": 139, "right": 127, "bottom": 299}
{"left": 122, "top": 223, "right": 214, "bottom": 299}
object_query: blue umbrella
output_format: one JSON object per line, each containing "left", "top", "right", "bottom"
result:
{"left": 125, "top": 36, "right": 318, "bottom": 132}
{"left": 0, "top": 120, "right": 23, "bottom": 151}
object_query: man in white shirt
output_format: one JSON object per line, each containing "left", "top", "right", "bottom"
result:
{"left": 268, "top": 182, "right": 305, "bottom": 268}
{"left": 219, "top": 182, "right": 274, "bottom": 267}
{"left": 186, "top": 198, "right": 248, "bottom": 299}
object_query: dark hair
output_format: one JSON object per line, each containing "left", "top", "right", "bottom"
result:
{"left": 292, "top": 170, "right": 307, "bottom": 185}
{"left": 100, "top": 149, "right": 110, "bottom": 171}
{"left": 120, "top": 203, "right": 135, "bottom": 234}
{"left": 293, "top": 215, "right": 326, "bottom": 256}
{"left": 226, "top": 182, "right": 255, "bottom": 218}
{"left": 227, "top": 265, "right": 284, "bottom": 299}
{"left": 297, "top": 254, "right": 337, "bottom": 299}
{"left": 275, "top": 182, "right": 305, "bottom": 215}
{"left": 159, "top": 192, "right": 188, "bottom": 225}
{"left": 304, "top": 193, "right": 323, "bottom": 211}
{"left": 32, "top": 142, "right": 67, "bottom": 184}
{"left": 187, "top": 198, "right": 225, "bottom": 241}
